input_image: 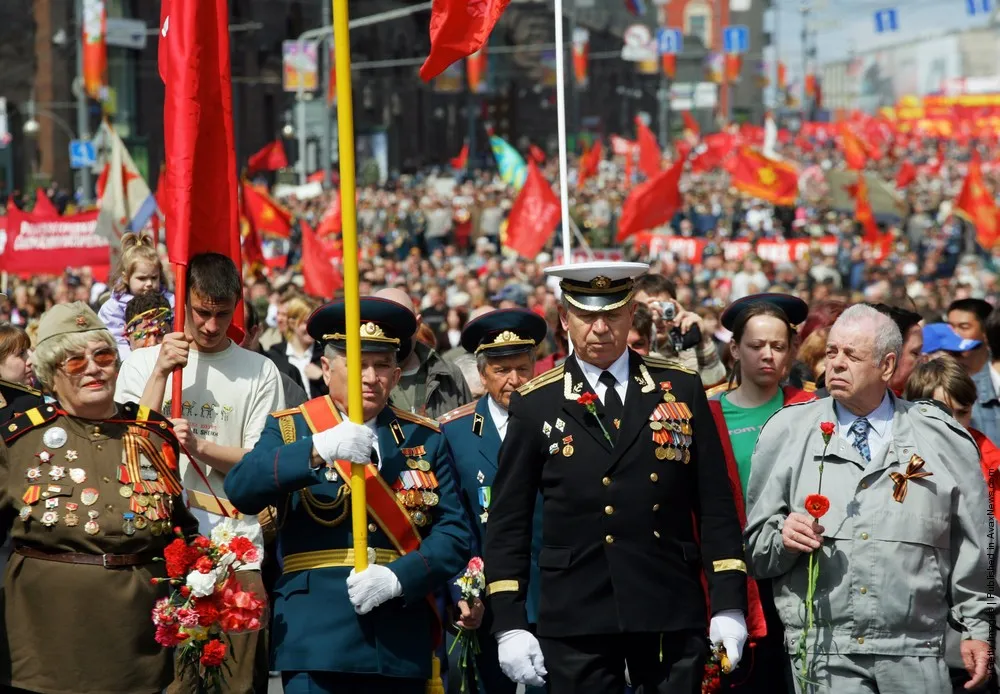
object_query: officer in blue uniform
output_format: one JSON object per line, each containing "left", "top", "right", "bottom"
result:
{"left": 439, "top": 309, "right": 549, "bottom": 694}
{"left": 224, "top": 297, "right": 473, "bottom": 694}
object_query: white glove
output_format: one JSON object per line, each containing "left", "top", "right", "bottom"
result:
{"left": 710, "top": 609, "right": 748, "bottom": 670}
{"left": 346, "top": 564, "right": 402, "bottom": 615}
{"left": 496, "top": 629, "right": 547, "bottom": 687}
{"left": 313, "top": 422, "right": 376, "bottom": 465}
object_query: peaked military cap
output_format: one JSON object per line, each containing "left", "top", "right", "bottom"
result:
{"left": 720, "top": 293, "right": 809, "bottom": 332}
{"left": 461, "top": 308, "right": 548, "bottom": 357}
{"left": 544, "top": 261, "right": 650, "bottom": 312}
{"left": 36, "top": 302, "right": 108, "bottom": 346}
{"left": 307, "top": 296, "right": 418, "bottom": 361}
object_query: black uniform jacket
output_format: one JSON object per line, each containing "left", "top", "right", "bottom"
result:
{"left": 484, "top": 349, "right": 748, "bottom": 639}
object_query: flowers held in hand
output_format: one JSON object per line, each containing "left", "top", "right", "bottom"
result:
{"left": 804, "top": 493, "right": 830, "bottom": 520}
{"left": 449, "top": 557, "right": 488, "bottom": 692}
{"left": 151, "top": 520, "right": 266, "bottom": 694}
{"left": 819, "top": 421, "right": 835, "bottom": 443}
{"left": 576, "top": 392, "right": 612, "bottom": 444}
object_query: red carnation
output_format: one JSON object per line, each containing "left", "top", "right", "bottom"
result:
{"left": 154, "top": 623, "right": 183, "bottom": 648}
{"left": 164, "top": 538, "right": 200, "bottom": 579}
{"left": 819, "top": 421, "right": 835, "bottom": 444}
{"left": 577, "top": 392, "right": 597, "bottom": 406}
{"left": 193, "top": 597, "right": 221, "bottom": 627}
{"left": 180, "top": 585, "right": 191, "bottom": 598}
{"left": 805, "top": 493, "right": 830, "bottom": 519}
{"left": 194, "top": 556, "right": 215, "bottom": 574}
{"left": 192, "top": 536, "right": 212, "bottom": 550}
{"left": 229, "top": 536, "right": 255, "bottom": 561}
{"left": 200, "top": 639, "right": 227, "bottom": 667}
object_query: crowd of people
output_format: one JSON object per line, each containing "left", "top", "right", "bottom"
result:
{"left": 0, "top": 133, "right": 994, "bottom": 694}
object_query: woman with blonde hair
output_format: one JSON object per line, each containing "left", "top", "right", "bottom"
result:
{"left": 97, "top": 233, "right": 174, "bottom": 359}
{"left": 266, "top": 295, "right": 326, "bottom": 399}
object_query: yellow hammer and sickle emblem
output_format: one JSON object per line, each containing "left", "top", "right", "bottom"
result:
{"left": 971, "top": 183, "right": 984, "bottom": 199}
{"left": 757, "top": 167, "right": 777, "bottom": 186}
{"left": 262, "top": 206, "right": 275, "bottom": 221}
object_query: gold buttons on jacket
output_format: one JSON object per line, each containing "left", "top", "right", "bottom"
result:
{"left": 652, "top": 504, "right": 660, "bottom": 511}
{"left": 650, "top": 473, "right": 659, "bottom": 482}
{"left": 602, "top": 477, "right": 611, "bottom": 487}
{"left": 368, "top": 523, "right": 377, "bottom": 533}
{"left": 653, "top": 530, "right": 661, "bottom": 538}
{"left": 604, "top": 505, "right": 614, "bottom": 515}
{"left": 861, "top": 482, "right": 868, "bottom": 489}
{"left": 605, "top": 535, "right": 614, "bottom": 544}
{"left": 857, "top": 637, "right": 865, "bottom": 644}
{"left": 860, "top": 587, "right": 868, "bottom": 595}
{"left": 861, "top": 532, "right": 869, "bottom": 540}
{"left": 92, "top": 426, "right": 101, "bottom": 437}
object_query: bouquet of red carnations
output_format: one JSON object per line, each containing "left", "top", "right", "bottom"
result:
{"left": 448, "top": 556, "right": 487, "bottom": 692}
{"left": 151, "top": 521, "right": 266, "bottom": 694}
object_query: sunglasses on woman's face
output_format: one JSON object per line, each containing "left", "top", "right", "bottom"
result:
{"left": 60, "top": 347, "right": 118, "bottom": 375}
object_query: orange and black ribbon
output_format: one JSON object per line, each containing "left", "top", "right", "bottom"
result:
{"left": 889, "top": 454, "right": 933, "bottom": 503}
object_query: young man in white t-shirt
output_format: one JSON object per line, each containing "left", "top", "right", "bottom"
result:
{"left": 115, "top": 252, "right": 283, "bottom": 693}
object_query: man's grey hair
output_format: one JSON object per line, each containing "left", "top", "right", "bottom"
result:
{"left": 476, "top": 350, "right": 536, "bottom": 374}
{"left": 833, "top": 304, "right": 902, "bottom": 365}
{"left": 324, "top": 343, "right": 398, "bottom": 367}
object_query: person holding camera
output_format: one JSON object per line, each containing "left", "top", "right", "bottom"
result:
{"left": 633, "top": 274, "right": 727, "bottom": 387}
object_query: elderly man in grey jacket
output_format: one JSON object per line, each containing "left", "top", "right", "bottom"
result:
{"left": 745, "top": 304, "right": 994, "bottom": 693}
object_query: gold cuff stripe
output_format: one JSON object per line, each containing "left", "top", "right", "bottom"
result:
{"left": 713, "top": 559, "right": 747, "bottom": 574}
{"left": 486, "top": 580, "right": 520, "bottom": 595}
{"left": 283, "top": 548, "right": 401, "bottom": 574}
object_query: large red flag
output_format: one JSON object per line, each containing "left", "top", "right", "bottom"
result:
{"left": 450, "top": 142, "right": 469, "bottom": 170}
{"left": 617, "top": 158, "right": 684, "bottom": 241}
{"left": 301, "top": 220, "right": 344, "bottom": 299}
{"left": 159, "top": 0, "right": 242, "bottom": 340}
{"left": 635, "top": 117, "right": 662, "bottom": 180}
{"left": 955, "top": 152, "right": 999, "bottom": 249}
{"left": 895, "top": 160, "right": 917, "bottom": 189}
{"left": 316, "top": 193, "right": 343, "bottom": 238}
{"left": 838, "top": 123, "right": 867, "bottom": 171}
{"left": 419, "top": 0, "right": 510, "bottom": 82}
{"left": 247, "top": 140, "right": 288, "bottom": 173}
{"left": 502, "top": 162, "right": 560, "bottom": 258}
{"left": 727, "top": 148, "right": 799, "bottom": 206}
{"left": 33, "top": 189, "right": 59, "bottom": 217}
{"left": 853, "top": 174, "right": 880, "bottom": 243}
{"left": 577, "top": 140, "right": 602, "bottom": 190}
{"left": 242, "top": 182, "right": 292, "bottom": 238}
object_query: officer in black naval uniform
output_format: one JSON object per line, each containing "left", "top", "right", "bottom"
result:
{"left": 483, "top": 262, "right": 749, "bottom": 694}
{"left": 0, "top": 380, "right": 45, "bottom": 424}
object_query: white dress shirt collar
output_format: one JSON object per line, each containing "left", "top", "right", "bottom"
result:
{"left": 576, "top": 349, "right": 631, "bottom": 406}
{"left": 835, "top": 391, "right": 894, "bottom": 462}
{"left": 487, "top": 396, "right": 509, "bottom": 441}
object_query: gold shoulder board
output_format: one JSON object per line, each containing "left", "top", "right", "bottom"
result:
{"left": 390, "top": 407, "right": 441, "bottom": 432}
{"left": 517, "top": 364, "right": 565, "bottom": 396}
{"left": 643, "top": 355, "right": 696, "bottom": 374}
{"left": 705, "top": 383, "right": 731, "bottom": 397}
{"left": 439, "top": 401, "right": 477, "bottom": 424}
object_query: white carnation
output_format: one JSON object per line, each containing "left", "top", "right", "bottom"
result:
{"left": 186, "top": 569, "right": 218, "bottom": 598}
{"left": 210, "top": 519, "right": 238, "bottom": 546}
{"left": 217, "top": 552, "right": 237, "bottom": 571}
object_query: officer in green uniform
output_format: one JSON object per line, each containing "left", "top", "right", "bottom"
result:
{"left": 224, "top": 297, "right": 473, "bottom": 694}
{"left": 0, "top": 380, "right": 45, "bottom": 425}
{"left": 438, "top": 308, "right": 548, "bottom": 694}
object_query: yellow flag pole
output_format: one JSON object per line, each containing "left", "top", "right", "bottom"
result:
{"left": 332, "top": 0, "right": 367, "bottom": 572}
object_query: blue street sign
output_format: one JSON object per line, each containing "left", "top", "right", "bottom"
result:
{"left": 873, "top": 8, "right": 898, "bottom": 33}
{"left": 68, "top": 140, "right": 96, "bottom": 169}
{"left": 967, "top": 0, "right": 991, "bottom": 15}
{"left": 722, "top": 25, "right": 750, "bottom": 54}
{"left": 657, "top": 27, "right": 683, "bottom": 55}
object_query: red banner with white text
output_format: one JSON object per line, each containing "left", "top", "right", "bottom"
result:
{"left": 634, "top": 235, "right": 866, "bottom": 264}
{"left": 0, "top": 208, "right": 110, "bottom": 279}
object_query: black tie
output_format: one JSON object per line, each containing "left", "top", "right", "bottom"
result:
{"left": 599, "top": 371, "right": 623, "bottom": 444}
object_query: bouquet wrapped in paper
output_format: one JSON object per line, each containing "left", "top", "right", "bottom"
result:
{"left": 448, "top": 556, "right": 486, "bottom": 692}
{"left": 151, "top": 520, "right": 266, "bottom": 694}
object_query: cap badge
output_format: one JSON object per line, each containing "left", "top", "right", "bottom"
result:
{"left": 75, "top": 315, "right": 87, "bottom": 327}
{"left": 591, "top": 276, "right": 612, "bottom": 290}
{"left": 361, "top": 322, "right": 387, "bottom": 339}
{"left": 492, "top": 330, "right": 523, "bottom": 345}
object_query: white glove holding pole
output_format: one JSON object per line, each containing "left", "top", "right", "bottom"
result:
{"left": 346, "top": 564, "right": 403, "bottom": 614}
{"left": 312, "top": 422, "right": 376, "bottom": 465}
{"left": 709, "top": 609, "right": 748, "bottom": 670}
{"left": 496, "top": 629, "right": 547, "bottom": 687}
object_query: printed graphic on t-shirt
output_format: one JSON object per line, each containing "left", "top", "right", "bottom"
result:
{"left": 163, "top": 399, "right": 235, "bottom": 440}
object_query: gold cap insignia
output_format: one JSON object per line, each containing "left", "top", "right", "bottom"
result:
{"left": 360, "top": 322, "right": 387, "bottom": 339}
{"left": 591, "top": 276, "right": 612, "bottom": 290}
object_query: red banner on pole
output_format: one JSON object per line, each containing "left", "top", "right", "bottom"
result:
{"left": 0, "top": 208, "right": 110, "bottom": 279}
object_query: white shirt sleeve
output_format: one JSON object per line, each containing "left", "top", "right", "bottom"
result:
{"left": 241, "top": 357, "right": 284, "bottom": 449}
{"left": 114, "top": 350, "right": 152, "bottom": 405}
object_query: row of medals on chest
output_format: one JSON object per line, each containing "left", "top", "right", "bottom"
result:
{"left": 20, "top": 426, "right": 172, "bottom": 536}
{"left": 320, "top": 453, "right": 441, "bottom": 528}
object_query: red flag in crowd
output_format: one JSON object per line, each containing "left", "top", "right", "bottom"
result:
{"left": 681, "top": 111, "right": 700, "bottom": 137}
{"left": 727, "top": 148, "right": 798, "bottom": 206}
{"left": 301, "top": 220, "right": 344, "bottom": 298}
{"left": 838, "top": 123, "right": 867, "bottom": 171}
{"left": 242, "top": 182, "right": 292, "bottom": 239}
{"left": 316, "top": 193, "right": 343, "bottom": 237}
{"left": 617, "top": 158, "right": 684, "bottom": 242}
{"left": 247, "top": 140, "right": 288, "bottom": 173}
{"left": 635, "top": 117, "right": 661, "bottom": 179}
{"left": 690, "top": 133, "right": 733, "bottom": 174}
{"left": 577, "top": 140, "right": 602, "bottom": 190}
{"left": 895, "top": 160, "right": 917, "bottom": 189}
{"left": 158, "top": 0, "right": 243, "bottom": 340}
{"left": 529, "top": 144, "right": 546, "bottom": 164}
{"left": 450, "top": 142, "right": 469, "bottom": 170}
{"left": 419, "top": 0, "right": 510, "bottom": 82}
{"left": 955, "top": 152, "right": 999, "bottom": 249}
{"left": 33, "top": 189, "right": 59, "bottom": 217}
{"left": 503, "top": 162, "right": 560, "bottom": 258}
{"left": 853, "top": 174, "right": 880, "bottom": 243}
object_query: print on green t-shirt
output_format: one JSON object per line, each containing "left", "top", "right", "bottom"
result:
{"left": 720, "top": 390, "right": 785, "bottom": 500}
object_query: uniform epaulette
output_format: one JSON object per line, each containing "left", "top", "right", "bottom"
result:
{"left": 3, "top": 404, "right": 60, "bottom": 445}
{"left": 517, "top": 364, "right": 565, "bottom": 396}
{"left": 439, "top": 401, "right": 477, "bottom": 425}
{"left": 270, "top": 406, "right": 302, "bottom": 419}
{"left": 0, "top": 379, "right": 42, "bottom": 397}
{"left": 802, "top": 381, "right": 817, "bottom": 393}
{"left": 117, "top": 403, "right": 178, "bottom": 441}
{"left": 390, "top": 407, "right": 441, "bottom": 432}
{"left": 705, "top": 382, "right": 732, "bottom": 398}
{"left": 642, "top": 354, "right": 696, "bottom": 374}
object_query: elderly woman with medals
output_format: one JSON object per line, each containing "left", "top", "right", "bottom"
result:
{"left": 0, "top": 302, "right": 197, "bottom": 694}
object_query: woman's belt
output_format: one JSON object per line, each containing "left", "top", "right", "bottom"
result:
{"left": 13, "top": 543, "right": 159, "bottom": 568}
